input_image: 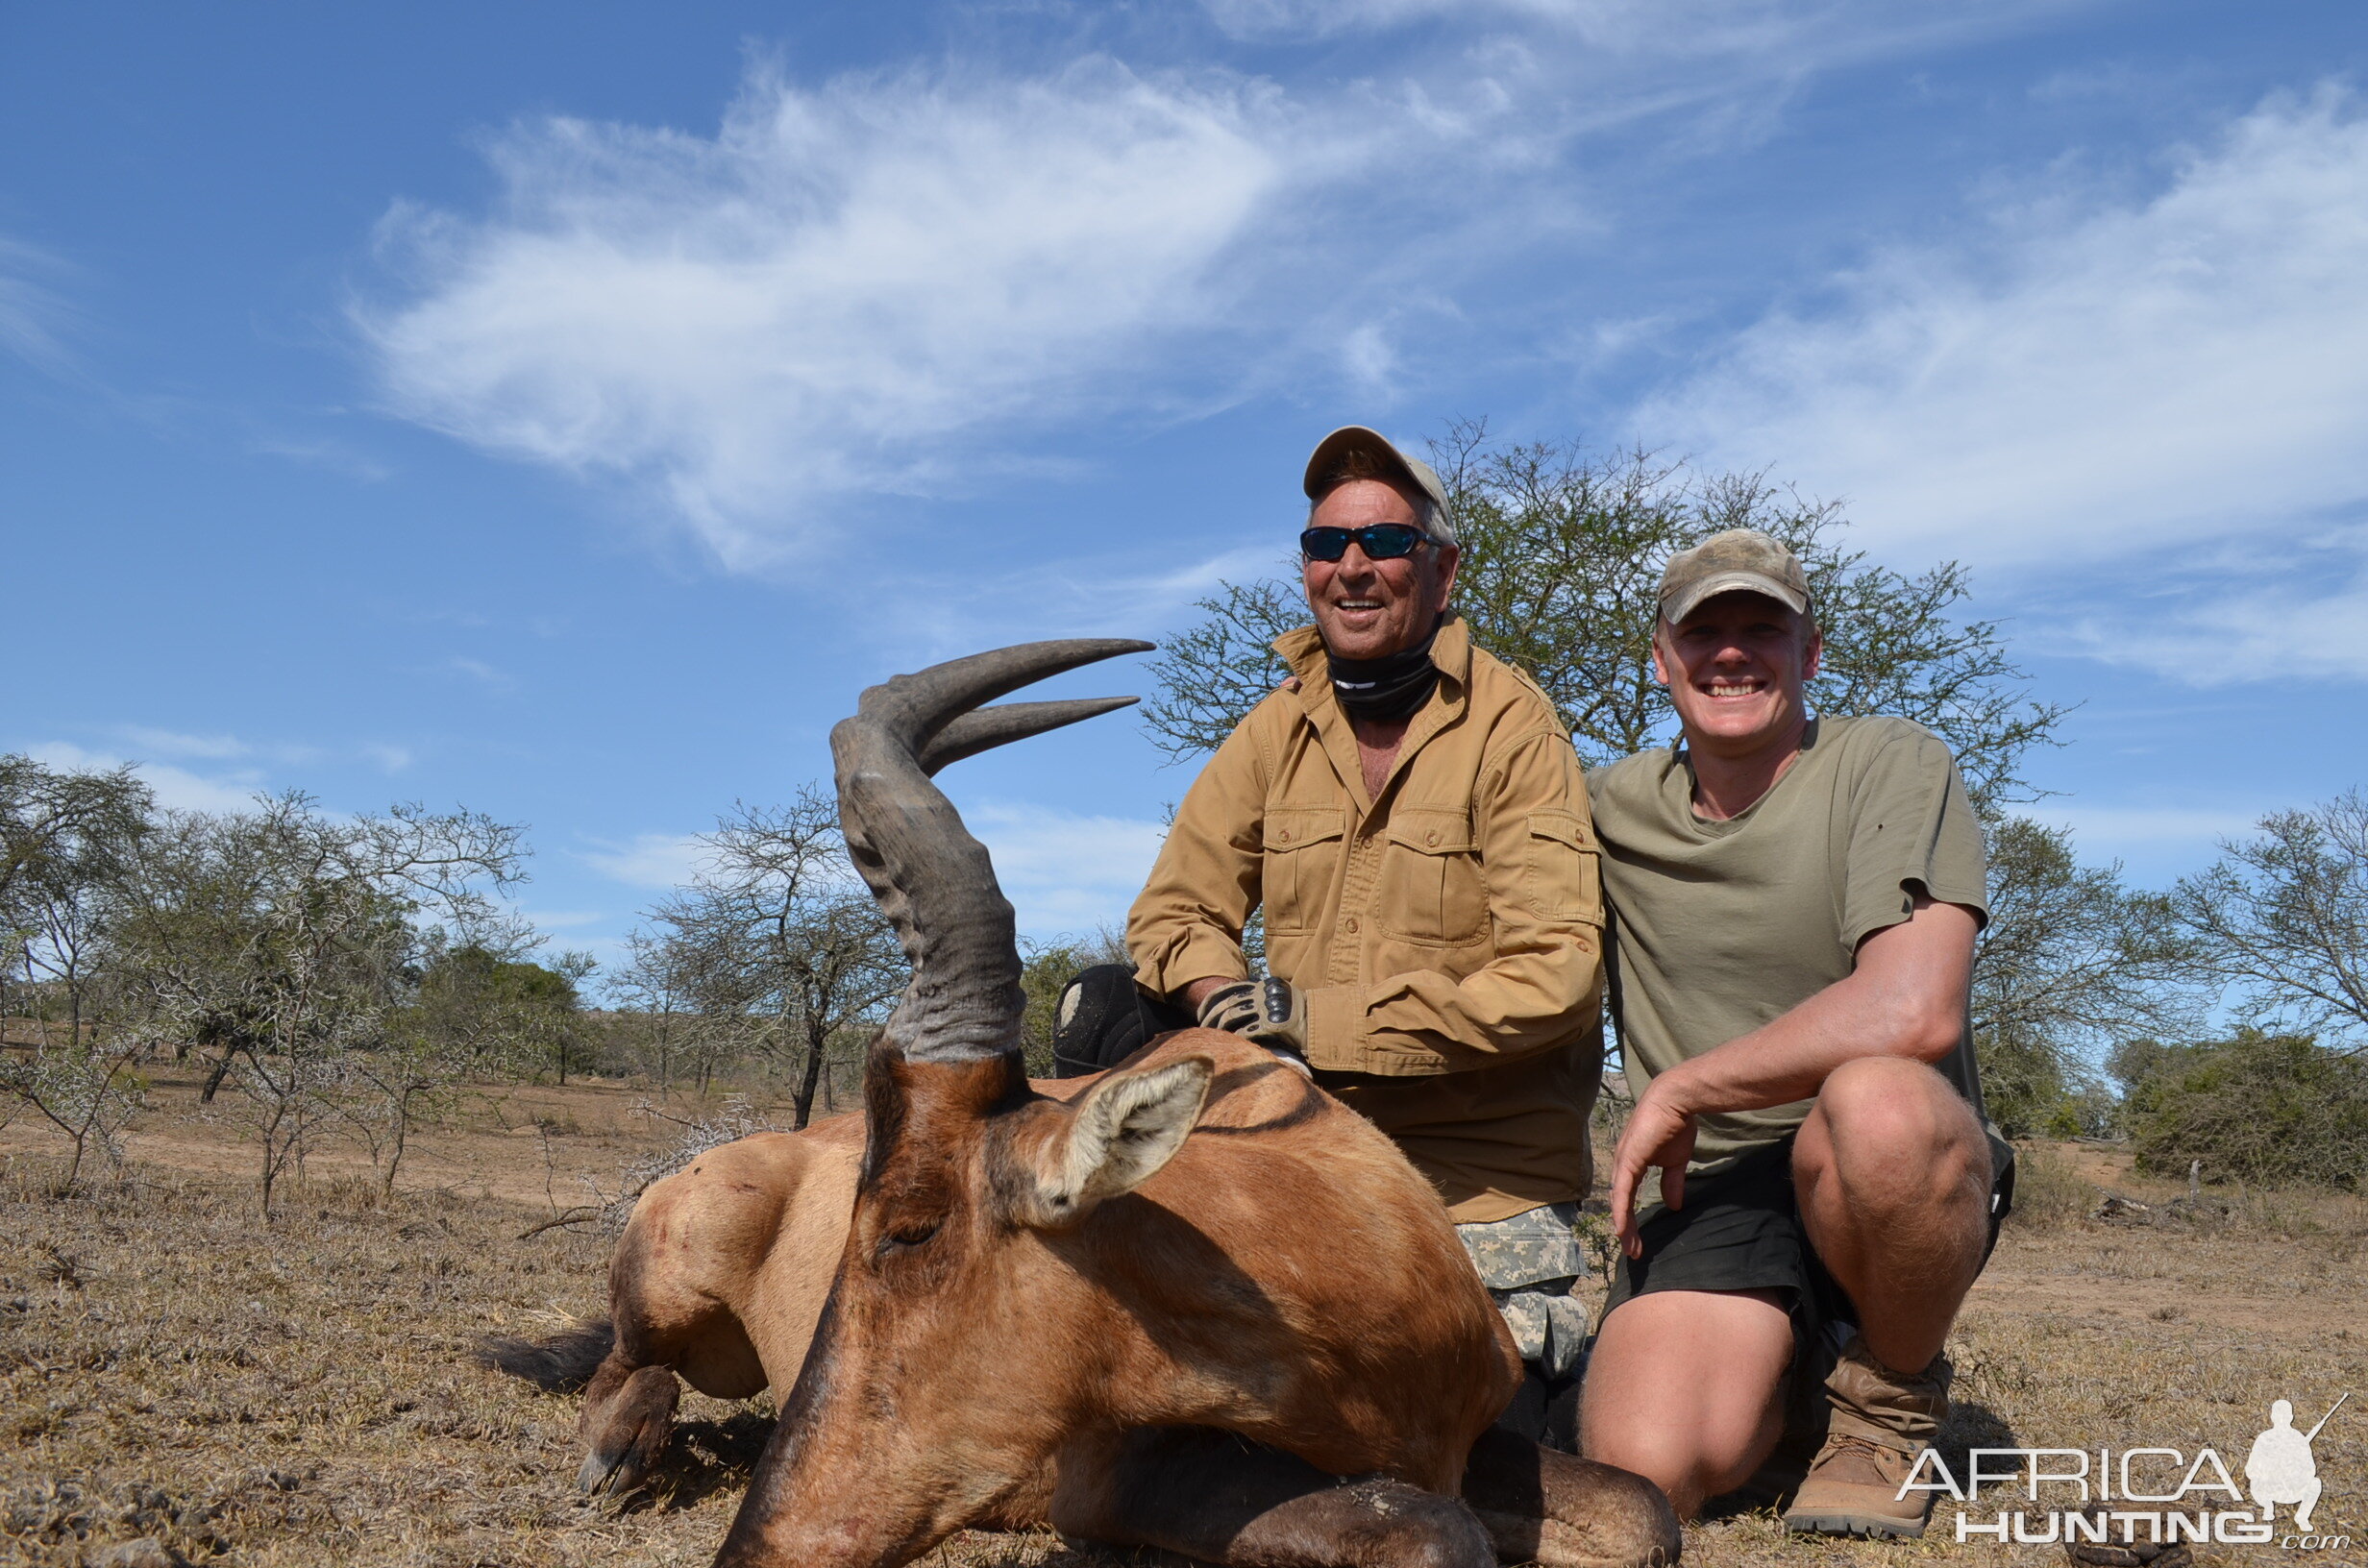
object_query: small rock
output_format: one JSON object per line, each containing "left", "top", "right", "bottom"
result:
{"left": 2062, "top": 1506, "right": 2195, "bottom": 1565}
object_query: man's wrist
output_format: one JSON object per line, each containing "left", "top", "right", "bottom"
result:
{"left": 1176, "top": 975, "right": 1239, "bottom": 1012}
{"left": 1646, "top": 1060, "right": 1715, "bottom": 1118}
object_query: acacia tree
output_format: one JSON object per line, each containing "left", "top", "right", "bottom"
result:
{"left": 2172, "top": 790, "right": 2368, "bottom": 1055}
{"left": 323, "top": 935, "right": 591, "bottom": 1200}
{"left": 1138, "top": 423, "right": 2240, "bottom": 1127}
{"left": 613, "top": 931, "right": 693, "bottom": 1098}
{"left": 1142, "top": 423, "right": 2065, "bottom": 812}
{"left": 0, "top": 757, "right": 156, "bottom": 1191}
{"left": 110, "top": 794, "right": 526, "bottom": 1215}
{"left": 0, "top": 755, "right": 152, "bottom": 1041}
{"left": 0, "top": 1034, "right": 147, "bottom": 1193}
{"left": 614, "top": 923, "right": 754, "bottom": 1097}
{"left": 1971, "top": 818, "right": 2208, "bottom": 1136}
{"left": 639, "top": 788, "right": 905, "bottom": 1129}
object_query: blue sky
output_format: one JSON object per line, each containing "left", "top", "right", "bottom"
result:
{"left": 6, "top": 0, "right": 2364, "bottom": 979}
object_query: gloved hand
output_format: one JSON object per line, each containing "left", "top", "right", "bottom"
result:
{"left": 1195, "top": 979, "right": 1260, "bottom": 1035}
{"left": 1195, "top": 977, "right": 1310, "bottom": 1058}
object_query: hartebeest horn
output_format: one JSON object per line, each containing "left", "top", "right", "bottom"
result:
{"left": 830, "top": 639, "right": 1152, "bottom": 1064}
{"left": 916, "top": 698, "right": 1141, "bottom": 777}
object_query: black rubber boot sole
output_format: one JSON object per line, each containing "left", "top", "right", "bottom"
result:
{"left": 1782, "top": 1507, "right": 1929, "bottom": 1539}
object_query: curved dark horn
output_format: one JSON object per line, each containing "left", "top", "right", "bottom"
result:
{"left": 917, "top": 698, "right": 1140, "bottom": 777}
{"left": 830, "top": 639, "right": 1152, "bottom": 1063}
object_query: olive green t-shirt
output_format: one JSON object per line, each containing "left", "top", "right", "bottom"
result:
{"left": 1588, "top": 716, "right": 1990, "bottom": 1173}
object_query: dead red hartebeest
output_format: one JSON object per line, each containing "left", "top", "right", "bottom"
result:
{"left": 484, "top": 640, "right": 1678, "bottom": 1568}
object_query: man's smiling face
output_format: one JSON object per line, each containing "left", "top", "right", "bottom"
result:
{"left": 1302, "top": 477, "right": 1458, "bottom": 663}
{"left": 1652, "top": 590, "right": 1822, "bottom": 754}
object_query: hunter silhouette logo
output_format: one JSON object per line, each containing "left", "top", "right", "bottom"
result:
{"left": 2248, "top": 1393, "right": 2346, "bottom": 1534}
{"left": 1906, "top": 1389, "right": 2353, "bottom": 1552}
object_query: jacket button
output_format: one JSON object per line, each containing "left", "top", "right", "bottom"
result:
{"left": 1425, "top": 830, "right": 1439, "bottom": 845}
{"left": 1344, "top": 917, "right": 1359, "bottom": 934}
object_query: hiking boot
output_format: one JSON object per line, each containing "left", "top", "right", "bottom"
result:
{"left": 1782, "top": 1335, "right": 1951, "bottom": 1539}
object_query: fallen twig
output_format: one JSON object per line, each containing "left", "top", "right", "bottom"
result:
{"left": 516, "top": 1205, "right": 601, "bottom": 1239}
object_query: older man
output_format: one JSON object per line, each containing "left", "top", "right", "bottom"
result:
{"left": 1054, "top": 427, "right": 1610, "bottom": 1429}
{"left": 1580, "top": 529, "right": 2012, "bottom": 1537}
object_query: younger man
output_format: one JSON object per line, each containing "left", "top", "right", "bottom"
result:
{"left": 1581, "top": 530, "right": 2012, "bottom": 1537}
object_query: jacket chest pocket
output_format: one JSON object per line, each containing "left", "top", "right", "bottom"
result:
{"left": 1377, "top": 809, "right": 1487, "bottom": 945}
{"left": 1263, "top": 807, "right": 1345, "bottom": 934}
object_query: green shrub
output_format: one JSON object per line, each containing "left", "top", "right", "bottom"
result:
{"left": 2120, "top": 1030, "right": 2368, "bottom": 1190}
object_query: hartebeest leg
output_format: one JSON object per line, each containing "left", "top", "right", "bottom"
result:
{"left": 577, "top": 1354, "right": 681, "bottom": 1498}
{"left": 1052, "top": 1426, "right": 1495, "bottom": 1568}
{"left": 1460, "top": 1430, "right": 1682, "bottom": 1567}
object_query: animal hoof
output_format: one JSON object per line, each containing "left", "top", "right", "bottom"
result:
{"left": 1463, "top": 1432, "right": 1683, "bottom": 1567}
{"left": 576, "top": 1364, "right": 679, "bottom": 1498}
{"left": 577, "top": 1449, "right": 629, "bottom": 1497}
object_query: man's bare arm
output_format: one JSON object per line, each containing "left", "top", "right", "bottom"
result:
{"left": 1178, "top": 975, "right": 1234, "bottom": 1011}
{"left": 1607, "top": 893, "right": 1977, "bottom": 1254}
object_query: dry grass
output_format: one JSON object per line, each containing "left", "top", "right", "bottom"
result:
{"left": 3, "top": 1078, "right": 2364, "bottom": 1568}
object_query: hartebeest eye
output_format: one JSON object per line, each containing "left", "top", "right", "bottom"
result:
{"left": 880, "top": 1217, "right": 942, "bottom": 1252}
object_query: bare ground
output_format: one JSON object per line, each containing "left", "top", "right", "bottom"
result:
{"left": 3, "top": 1075, "right": 2363, "bottom": 1568}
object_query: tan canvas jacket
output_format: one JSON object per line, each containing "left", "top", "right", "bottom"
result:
{"left": 1128, "top": 613, "right": 1606, "bottom": 1221}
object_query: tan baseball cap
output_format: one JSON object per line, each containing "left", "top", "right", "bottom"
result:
{"left": 1659, "top": 528, "right": 1812, "bottom": 624}
{"left": 1302, "top": 426, "right": 1457, "bottom": 545}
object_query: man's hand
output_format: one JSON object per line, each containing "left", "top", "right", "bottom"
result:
{"left": 1196, "top": 977, "right": 1310, "bottom": 1057}
{"left": 1603, "top": 897, "right": 1982, "bottom": 1260}
{"left": 1606, "top": 1073, "right": 1700, "bottom": 1259}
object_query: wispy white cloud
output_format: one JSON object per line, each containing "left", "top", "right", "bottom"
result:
{"left": 968, "top": 801, "right": 1167, "bottom": 939}
{"left": 103, "top": 725, "right": 417, "bottom": 773}
{"left": 2043, "top": 533, "right": 2368, "bottom": 682}
{"left": 2030, "top": 803, "right": 2264, "bottom": 848}
{"left": 114, "top": 726, "right": 252, "bottom": 761}
{"left": 441, "top": 655, "right": 514, "bottom": 692}
{"left": 362, "top": 60, "right": 1283, "bottom": 569}
{"left": 0, "top": 236, "right": 79, "bottom": 377}
{"left": 514, "top": 907, "right": 610, "bottom": 931}
{"left": 857, "top": 540, "right": 1292, "bottom": 658}
{"left": 359, "top": 7, "right": 2096, "bottom": 569}
{"left": 1202, "top": 0, "right": 2079, "bottom": 50}
{"left": 577, "top": 832, "right": 715, "bottom": 891}
{"left": 28, "top": 742, "right": 265, "bottom": 815}
{"left": 246, "top": 431, "right": 394, "bottom": 483}
{"left": 1641, "top": 84, "right": 2368, "bottom": 669}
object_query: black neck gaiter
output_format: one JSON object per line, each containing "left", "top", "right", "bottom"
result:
{"left": 1328, "top": 618, "right": 1444, "bottom": 723}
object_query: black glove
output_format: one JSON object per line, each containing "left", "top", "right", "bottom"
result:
{"left": 1196, "top": 977, "right": 1310, "bottom": 1058}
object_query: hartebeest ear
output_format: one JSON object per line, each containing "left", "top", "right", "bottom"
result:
{"left": 1009, "top": 1056, "right": 1213, "bottom": 1230}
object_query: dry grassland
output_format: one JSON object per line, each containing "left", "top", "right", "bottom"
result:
{"left": 3, "top": 1073, "right": 2363, "bottom": 1568}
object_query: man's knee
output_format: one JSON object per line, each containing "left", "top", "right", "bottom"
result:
{"left": 1583, "top": 1292, "right": 1789, "bottom": 1515}
{"left": 1051, "top": 964, "right": 1170, "bottom": 1078}
{"left": 1581, "top": 1291, "right": 1790, "bottom": 1447}
{"left": 1805, "top": 1058, "right": 1986, "bottom": 1187}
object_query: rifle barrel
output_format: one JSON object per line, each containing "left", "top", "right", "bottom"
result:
{"left": 2304, "top": 1390, "right": 2350, "bottom": 1443}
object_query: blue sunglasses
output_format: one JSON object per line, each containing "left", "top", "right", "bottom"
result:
{"left": 1299, "top": 524, "right": 1435, "bottom": 562}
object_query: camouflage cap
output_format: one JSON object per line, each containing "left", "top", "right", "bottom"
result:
{"left": 1659, "top": 528, "right": 1811, "bottom": 624}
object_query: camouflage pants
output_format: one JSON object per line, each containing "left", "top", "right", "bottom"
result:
{"left": 1456, "top": 1202, "right": 1592, "bottom": 1447}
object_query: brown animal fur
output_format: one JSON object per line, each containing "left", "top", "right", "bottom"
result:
{"left": 502, "top": 639, "right": 1678, "bottom": 1568}
{"left": 550, "top": 1033, "right": 1675, "bottom": 1567}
